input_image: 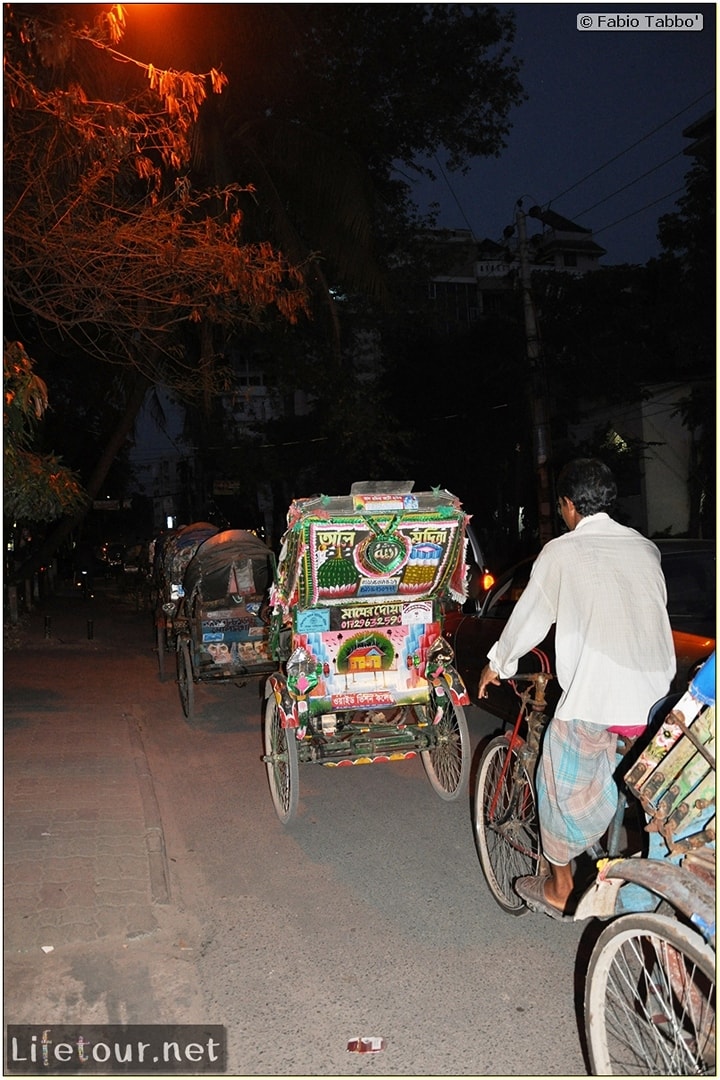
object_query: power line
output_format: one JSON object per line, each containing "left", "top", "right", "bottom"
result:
{"left": 573, "top": 149, "right": 686, "bottom": 219}
{"left": 547, "top": 89, "right": 714, "bottom": 205}
{"left": 432, "top": 154, "right": 478, "bottom": 239}
{"left": 592, "top": 184, "right": 686, "bottom": 240}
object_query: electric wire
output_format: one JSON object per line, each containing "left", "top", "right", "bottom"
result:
{"left": 485, "top": 90, "right": 714, "bottom": 250}
{"left": 573, "top": 149, "right": 686, "bottom": 218}
{"left": 432, "top": 153, "right": 478, "bottom": 239}
{"left": 593, "top": 184, "right": 687, "bottom": 239}
{"left": 547, "top": 89, "right": 714, "bottom": 205}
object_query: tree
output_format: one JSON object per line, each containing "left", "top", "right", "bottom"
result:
{"left": 531, "top": 123, "right": 715, "bottom": 538}
{"left": 4, "top": 2, "right": 311, "bottom": 576}
{"left": 4, "top": 341, "right": 85, "bottom": 522}
{"left": 5, "top": 3, "right": 527, "bottom": 565}
{"left": 4, "top": 2, "right": 309, "bottom": 381}
{"left": 655, "top": 134, "right": 715, "bottom": 537}
{"left": 124, "top": 4, "right": 525, "bottom": 296}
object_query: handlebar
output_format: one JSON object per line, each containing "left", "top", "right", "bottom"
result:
{"left": 512, "top": 671, "right": 554, "bottom": 683}
{"left": 510, "top": 670, "right": 553, "bottom": 701}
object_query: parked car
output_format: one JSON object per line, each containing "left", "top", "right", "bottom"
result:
{"left": 464, "top": 522, "right": 497, "bottom": 600}
{"left": 444, "top": 537, "right": 715, "bottom": 723}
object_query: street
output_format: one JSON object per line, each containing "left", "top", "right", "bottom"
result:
{"left": 4, "top": 591, "right": 597, "bottom": 1075}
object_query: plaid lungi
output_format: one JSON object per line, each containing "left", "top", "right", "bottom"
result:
{"left": 536, "top": 718, "right": 619, "bottom": 865}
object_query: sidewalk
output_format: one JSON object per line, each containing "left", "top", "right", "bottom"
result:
{"left": 4, "top": 585, "right": 205, "bottom": 1028}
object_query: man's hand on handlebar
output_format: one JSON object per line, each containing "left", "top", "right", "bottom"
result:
{"left": 478, "top": 663, "right": 501, "bottom": 700}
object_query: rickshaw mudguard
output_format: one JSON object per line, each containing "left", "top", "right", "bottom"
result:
{"left": 427, "top": 663, "right": 470, "bottom": 707}
{"left": 574, "top": 856, "right": 717, "bottom": 945}
{"left": 265, "top": 673, "right": 300, "bottom": 729}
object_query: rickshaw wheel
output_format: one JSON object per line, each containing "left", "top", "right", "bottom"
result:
{"left": 419, "top": 692, "right": 470, "bottom": 800}
{"left": 584, "top": 911, "right": 716, "bottom": 1075}
{"left": 156, "top": 619, "right": 167, "bottom": 682}
{"left": 264, "top": 692, "right": 299, "bottom": 824}
{"left": 177, "top": 639, "right": 195, "bottom": 721}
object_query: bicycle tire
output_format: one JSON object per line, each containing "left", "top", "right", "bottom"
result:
{"left": 585, "top": 911, "right": 716, "bottom": 1075}
{"left": 473, "top": 735, "right": 541, "bottom": 914}
{"left": 263, "top": 691, "right": 299, "bottom": 824}
{"left": 420, "top": 693, "right": 470, "bottom": 800}
{"left": 177, "top": 638, "right": 195, "bottom": 721}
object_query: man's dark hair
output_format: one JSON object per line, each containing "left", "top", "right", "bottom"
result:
{"left": 556, "top": 458, "right": 617, "bottom": 516}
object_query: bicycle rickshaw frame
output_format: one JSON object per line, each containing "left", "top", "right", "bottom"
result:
{"left": 262, "top": 482, "right": 472, "bottom": 823}
{"left": 580, "top": 653, "right": 716, "bottom": 1075}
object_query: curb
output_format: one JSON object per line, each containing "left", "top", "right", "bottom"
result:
{"left": 126, "top": 708, "right": 171, "bottom": 905}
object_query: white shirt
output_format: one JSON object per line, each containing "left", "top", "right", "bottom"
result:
{"left": 487, "top": 514, "right": 676, "bottom": 726}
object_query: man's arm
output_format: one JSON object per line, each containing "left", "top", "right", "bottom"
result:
{"left": 477, "top": 566, "right": 556, "bottom": 698}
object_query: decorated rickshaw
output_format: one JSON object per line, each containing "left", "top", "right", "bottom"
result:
{"left": 262, "top": 482, "right": 472, "bottom": 823}
{"left": 174, "top": 529, "right": 277, "bottom": 720}
{"left": 152, "top": 522, "right": 219, "bottom": 681}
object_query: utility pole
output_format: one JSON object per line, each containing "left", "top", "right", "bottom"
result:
{"left": 515, "top": 199, "right": 554, "bottom": 544}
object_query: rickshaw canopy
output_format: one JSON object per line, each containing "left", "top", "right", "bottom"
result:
{"left": 184, "top": 529, "right": 274, "bottom": 606}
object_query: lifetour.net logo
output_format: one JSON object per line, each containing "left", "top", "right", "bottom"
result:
{"left": 6, "top": 1026, "right": 227, "bottom": 1075}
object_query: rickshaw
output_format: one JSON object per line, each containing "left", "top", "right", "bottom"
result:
{"left": 174, "top": 529, "right": 277, "bottom": 721}
{"left": 577, "top": 651, "right": 715, "bottom": 1075}
{"left": 262, "top": 482, "right": 472, "bottom": 823}
{"left": 152, "top": 522, "right": 218, "bottom": 681}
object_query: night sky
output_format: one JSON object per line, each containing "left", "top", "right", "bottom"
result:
{"left": 410, "top": 2, "right": 716, "bottom": 265}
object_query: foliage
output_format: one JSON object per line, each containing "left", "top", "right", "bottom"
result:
{"left": 534, "top": 134, "right": 715, "bottom": 537}
{"left": 4, "top": 341, "right": 86, "bottom": 522}
{"left": 4, "top": 2, "right": 311, "bottom": 396}
{"left": 535, "top": 267, "right": 657, "bottom": 410}
{"left": 655, "top": 142, "right": 715, "bottom": 381}
{"left": 151, "top": 4, "right": 525, "bottom": 311}
{"left": 4, "top": 3, "right": 529, "bottom": 548}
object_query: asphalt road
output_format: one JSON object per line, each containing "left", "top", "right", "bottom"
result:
{"left": 6, "top": 590, "right": 600, "bottom": 1076}
{"left": 141, "top": 668, "right": 597, "bottom": 1076}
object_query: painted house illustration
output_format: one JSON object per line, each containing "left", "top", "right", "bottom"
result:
{"left": 348, "top": 645, "right": 384, "bottom": 673}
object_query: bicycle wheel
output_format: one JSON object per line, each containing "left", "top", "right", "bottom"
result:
{"left": 177, "top": 639, "right": 195, "bottom": 721}
{"left": 585, "top": 911, "right": 716, "bottom": 1075}
{"left": 473, "top": 735, "right": 540, "bottom": 914}
{"left": 420, "top": 693, "right": 470, "bottom": 800}
{"left": 263, "top": 692, "right": 299, "bottom": 824}
{"left": 156, "top": 618, "right": 167, "bottom": 682}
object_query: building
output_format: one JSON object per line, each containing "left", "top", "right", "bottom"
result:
{"left": 525, "top": 206, "right": 607, "bottom": 273}
{"left": 567, "top": 384, "right": 699, "bottom": 537}
{"left": 424, "top": 208, "right": 606, "bottom": 335}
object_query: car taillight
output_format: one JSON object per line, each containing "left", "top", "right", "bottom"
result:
{"left": 481, "top": 571, "right": 495, "bottom": 591}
